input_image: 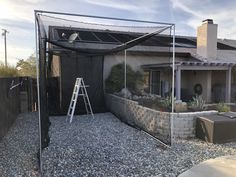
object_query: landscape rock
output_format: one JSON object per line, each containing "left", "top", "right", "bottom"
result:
{"left": 175, "top": 101, "right": 188, "bottom": 112}
{"left": 42, "top": 113, "right": 236, "bottom": 176}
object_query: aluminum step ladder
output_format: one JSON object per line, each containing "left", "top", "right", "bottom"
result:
{"left": 67, "top": 78, "right": 94, "bottom": 123}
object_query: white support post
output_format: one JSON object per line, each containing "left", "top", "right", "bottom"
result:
{"left": 226, "top": 66, "right": 232, "bottom": 103}
{"left": 176, "top": 67, "right": 181, "bottom": 100}
{"left": 171, "top": 25, "right": 175, "bottom": 146}
{"left": 124, "top": 50, "right": 127, "bottom": 95}
{"left": 206, "top": 71, "right": 212, "bottom": 103}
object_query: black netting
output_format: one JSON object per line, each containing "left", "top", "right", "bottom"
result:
{"left": 35, "top": 11, "right": 174, "bottom": 155}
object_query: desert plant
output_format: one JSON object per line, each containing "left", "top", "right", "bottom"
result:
{"left": 188, "top": 95, "right": 205, "bottom": 111}
{"left": 216, "top": 102, "right": 230, "bottom": 112}
{"left": 105, "top": 63, "right": 143, "bottom": 93}
{"left": 162, "top": 96, "right": 175, "bottom": 111}
{"left": 0, "top": 63, "right": 18, "bottom": 77}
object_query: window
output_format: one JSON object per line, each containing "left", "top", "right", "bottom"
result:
{"left": 143, "top": 71, "right": 150, "bottom": 93}
{"left": 150, "top": 71, "right": 160, "bottom": 95}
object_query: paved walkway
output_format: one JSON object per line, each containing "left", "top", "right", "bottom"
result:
{"left": 179, "top": 155, "right": 236, "bottom": 177}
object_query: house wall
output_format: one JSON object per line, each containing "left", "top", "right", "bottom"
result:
{"left": 181, "top": 70, "right": 231, "bottom": 103}
{"left": 181, "top": 70, "right": 211, "bottom": 102}
{"left": 51, "top": 55, "right": 61, "bottom": 77}
{"left": 212, "top": 70, "right": 226, "bottom": 102}
{"left": 104, "top": 53, "right": 179, "bottom": 95}
{"left": 104, "top": 53, "right": 183, "bottom": 80}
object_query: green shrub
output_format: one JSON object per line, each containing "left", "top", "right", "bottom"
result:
{"left": 216, "top": 102, "right": 230, "bottom": 112}
{"left": 188, "top": 95, "right": 205, "bottom": 111}
{"left": 0, "top": 63, "right": 18, "bottom": 77}
{"left": 105, "top": 63, "right": 143, "bottom": 93}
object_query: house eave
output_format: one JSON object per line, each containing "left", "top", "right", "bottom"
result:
{"left": 142, "top": 61, "right": 235, "bottom": 70}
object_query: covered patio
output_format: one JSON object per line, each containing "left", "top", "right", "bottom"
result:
{"left": 142, "top": 61, "right": 235, "bottom": 103}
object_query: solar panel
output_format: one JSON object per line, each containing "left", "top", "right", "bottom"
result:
{"left": 56, "top": 27, "right": 230, "bottom": 49}
{"left": 93, "top": 32, "right": 118, "bottom": 43}
{"left": 78, "top": 31, "right": 100, "bottom": 42}
{"left": 109, "top": 33, "right": 135, "bottom": 43}
{"left": 217, "top": 42, "right": 236, "bottom": 50}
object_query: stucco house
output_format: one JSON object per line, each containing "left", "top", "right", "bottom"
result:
{"left": 48, "top": 19, "right": 236, "bottom": 114}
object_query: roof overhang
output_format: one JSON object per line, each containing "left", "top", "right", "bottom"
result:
{"left": 142, "top": 61, "right": 235, "bottom": 70}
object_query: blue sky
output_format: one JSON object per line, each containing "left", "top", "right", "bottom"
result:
{"left": 0, "top": 0, "right": 236, "bottom": 65}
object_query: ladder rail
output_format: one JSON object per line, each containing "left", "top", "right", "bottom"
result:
{"left": 67, "top": 78, "right": 94, "bottom": 123}
{"left": 67, "top": 78, "right": 81, "bottom": 122}
{"left": 81, "top": 79, "right": 94, "bottom": 119}
{"left": 81, "top": 88, "right": 89, "bottom": 114}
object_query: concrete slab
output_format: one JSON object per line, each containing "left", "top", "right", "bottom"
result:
{"left": 178, "top": 155, "right": 236, "bottom": 177}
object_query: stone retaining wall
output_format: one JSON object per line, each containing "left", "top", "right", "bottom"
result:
{"left": 106, "top": 94, "right": 171, "bottom": 143}
{"left": 173, "top": 111, "right": 217, "bottom": 139}
{"left": 106, "top": 94, "right": 217, "bottom": 140}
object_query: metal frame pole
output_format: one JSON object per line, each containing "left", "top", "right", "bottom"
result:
{"left": 34, "top": 11, "right": 42, "bottom": 174}
{"left": 124, "top": 50, "right": 127, "bottom": 93}
{"left": 34, "top": 10, "right": 174, "bottom": 26}
{"left": 171, "top": 25, "right": 175, "bottom": 146}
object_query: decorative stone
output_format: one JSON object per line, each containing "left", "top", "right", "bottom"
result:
{"left": 175, "top": 101, "right": 188, "bottom": 112}
{"left": 120, "top": 88, "right": 132, "bottom": 98}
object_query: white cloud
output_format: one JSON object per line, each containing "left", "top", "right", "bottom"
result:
{"left": 170, "top": 0, "right": 201, "bottom": 18}
{"left": 84, "top": 0, "right": 159, "bottom": 15}
{"left": 84, "top": 0, "right": 140, "bottom": 11}
{"left": 170, "top": 0, "right": 236, "bottom": 39}
{"left": 1, "top": 0, "right": 236, "bottom": 66}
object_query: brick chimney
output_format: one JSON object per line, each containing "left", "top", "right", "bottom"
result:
{"left": 197, "top": 19, "right": 218, "bottom": 60}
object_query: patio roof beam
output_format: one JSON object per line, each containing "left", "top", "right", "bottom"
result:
{"left": 179, "top": 65, "right": 229, "bottom": 70}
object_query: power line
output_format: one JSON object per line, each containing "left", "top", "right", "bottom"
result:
{"left": 2, "top": 29, "right": 9, "bottom": 66}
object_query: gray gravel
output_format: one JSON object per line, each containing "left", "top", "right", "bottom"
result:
{"left": 0, "top": 112, "right": 39, "bottom": 177}
{"left": 42, "top": 113, "right": 236, "bottom": 177}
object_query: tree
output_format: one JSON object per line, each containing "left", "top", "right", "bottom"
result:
{"left": 0, "top": 62, "right": 18, "bottom": 77}
{"left": 105, "top": 63, "right": 143, "bottom": 93}
{"left": 16, "top": 54, "right": 36, "bottom": 77}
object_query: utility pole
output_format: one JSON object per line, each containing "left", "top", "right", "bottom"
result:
{"left": 2, "top": 29, "right": 9, "bottom": 66}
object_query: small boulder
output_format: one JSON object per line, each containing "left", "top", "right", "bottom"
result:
{"left": 175, "top": 101, "right": 187, "bottom": 112}
{"left": 120, "top": 88, "right": 132, "bottom": 99}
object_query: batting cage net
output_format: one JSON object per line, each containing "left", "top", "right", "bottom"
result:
{"left": 35, "top": 11, "right": 175, "bottom": 172}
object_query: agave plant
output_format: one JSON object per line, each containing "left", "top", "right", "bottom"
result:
{"left": 189, "top": 95, "right": 205, "bottom": 111}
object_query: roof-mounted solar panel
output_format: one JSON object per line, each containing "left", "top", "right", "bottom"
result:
{"left": 78, "top": 31, "right": 100, "bottom": 42}
{"left": 109, "top": 33, "right": 135, "bottom": 43}
{"left": 93, "top": 32, "right": 118, "bottom": 43}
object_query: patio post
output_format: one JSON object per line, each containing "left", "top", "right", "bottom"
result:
{"left": 206, "top": 71, "right": 212, "bottom": 103}
{"left": 176, "top": 67, "right": 181, "bottom": 100}
{"left": 225, "top": 66, "right": 232, "bottom": 103}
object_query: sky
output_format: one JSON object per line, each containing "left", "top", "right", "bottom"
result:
{"left": 0, "top": 0, "right": 236, "bottom": 65}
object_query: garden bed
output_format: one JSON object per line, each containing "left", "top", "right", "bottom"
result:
{"left": 106, "top": 94, "right": 217, "bottom": 140}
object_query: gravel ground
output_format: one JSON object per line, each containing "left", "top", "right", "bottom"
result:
{"left": 42, "top": 113, "right": 236, "bottom": 177}
{"left": 0, "top": 112, "right": 39, "bottom": 177}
